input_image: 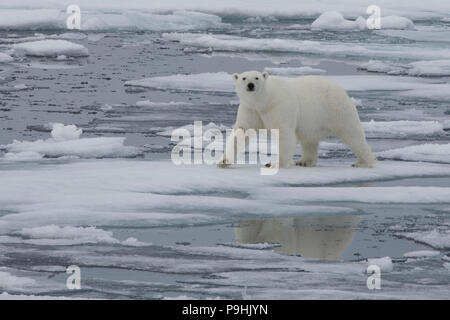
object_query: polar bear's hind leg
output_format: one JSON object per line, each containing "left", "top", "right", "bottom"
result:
{"left": 340, "top": 129, "right": 376, "bottom": 168}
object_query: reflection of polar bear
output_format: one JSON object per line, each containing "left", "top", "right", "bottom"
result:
{"left": 219, "top": 71, "right": 376, "bottom": 168}
{"left": 235, "top": 216, "right": 360, "bottom": 260}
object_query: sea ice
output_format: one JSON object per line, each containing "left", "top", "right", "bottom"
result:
{"left": 0, "top": 53, "right": 13, "bottom": 63}
{"left": 12, "top": 40, "right": 89, "bottom": 57}
{"left": 264, "top": 66, "right": 326, "bottom": 76}
{"left": 1, "top": 123, "right": 140, "bottom": 159}
{"left": 367, "top": 257, "right": 394, "bottom": 272}
{"left": 377, "top": 143, "right": 450, "bottom": 164}
{"left": 311, "top": 11, "right": 366, "bottom": 31}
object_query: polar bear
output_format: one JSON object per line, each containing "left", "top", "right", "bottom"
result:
{"left": 218, "top": 71, "right": 376, "bottom": 168}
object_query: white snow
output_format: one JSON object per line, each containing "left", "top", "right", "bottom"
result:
{"left": 311, "top": 11, "right": 366, "bottom": 31}
{"left": 13, "top": 225, "right": 146, "bottom": 246}
{"left": 408, "top": 60, "right": 450, "bottom": 77}
{"left": 125, "top": 71, "right": 450, "bottom": 99}
{"left": 252, "top": 187, "right": 450, "bottom": 204}
{"left": 311, "top": 11, "right": 413, "bottom": 31}
{"left": 125, "top": 72, "right": 232, "bottom": 92}
{"left": 163, "top": 33, "right": 450, "bottom": 61}
{"left": 380, "top": 16, "right": 414, "bottom": 30}
{"left": 1, "top": 123, "right": 140, "bottom": 159}
{"left": 0, "top": 160, "right": 450, "bottom": 234}
{"left": 3, "top": 151, "right": 44, "bottom": 162}
{"left": 403, "top": 250, "right": 440, "bottom": 258}
{"left": 377, "top": 143, "right": 450, "bottom": 164}
{"left": 0, "top": 270, "right": 35, "bottom": 291}
{"left": 18, "top": 225, "right": 119, "bottom": 245}
{"left": 264, "top": 66, "right": 326, "bottom": 76}
{"left": 0, "top": 52, "right": 13, "bottom": 63}
{"left": 0, "top": 0, "right": 447, "bottom": 21}
{"left": 0, "top": 9, "right": 64, "bottom": 30}
{"left": 13, "top": 40, "right": 89, "bottom": 57}
{"left": 362, "top": 120, "right": 445, "bottom": 138}
{"left": 367, "top": 257, "right": 393, "bottom": 273}
{"left": 397, "top": 229, "right": 450, "bottom": 249}
{"left": 50, "top": 123, "right": 82, "bottom": 141}
{"left": 360, "top": 59, "right": 450, "bottom": 77}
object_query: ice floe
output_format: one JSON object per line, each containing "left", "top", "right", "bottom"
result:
{"left": 0, "top": 53, "right": 13, "bottom": 63}
{"left": 0, "top": 0, "right": 447, "bottom": 21}
{"left": 396, "top": 229, "right": 450, "bottom": 249}
{"left": 0, "top": 269, "right": 35, "bottom": 291}
{"left": 311, "top": 11, "right": 367, "bottom": 31}
{"left": 377, "top": 143, "right": 450, "bottom": 164}
{"left": 163, "top": 32, "right": 450, "bottom": 61}
{"left": 403, "top": 250, "right": 440, "bottom": 258}
{"left": 264, "top": 66, "right": 326, "bottom": 76}
{"left": 1, "top": 123, "right": 140, "bottom": 159}
{"left": 0, "top": 8, "right": 224, "bottom": 31}
{"left": 0, "top": 160, "right": 450, "bottom": 233}
{"left": 125, "top": 71, "right": 450, "bottom": 99}
{"left": 12, "top": 40, "right": 89, "bottom": 57}
{"left": 362, "top": 120, "right": 445, "bottom": 138}
{"left": 311, "top": 11, "right": 413, "bottom": 31}
{"left": 367, "top": 257, "right": 393, "bottom": 273}
{"left": 359, "top": 59, "right": 450, "bottom": 77}
{"left": 8, "top": 225, "right": 147, "bottom": 246}
{"left": 252, "top": 187, "right": 450, "bottom": 204}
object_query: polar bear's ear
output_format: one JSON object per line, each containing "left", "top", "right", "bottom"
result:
{"left": 233, "top": 73, "right": 239, "bottom": 81}
{"left": 262, "top": 72, "right": 269, "bottom": 79}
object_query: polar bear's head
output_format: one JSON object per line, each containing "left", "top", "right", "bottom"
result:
{"left": 233, "top": 71, "right": 269, "bottom": 101}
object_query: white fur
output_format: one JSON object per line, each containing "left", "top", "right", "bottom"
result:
{"left": 219, "top": 71, "right": 376, "bottom": 168}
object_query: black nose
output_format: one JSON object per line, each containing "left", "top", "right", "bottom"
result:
{"left": 247, "top": 83, "right": 254, "bottom": 90}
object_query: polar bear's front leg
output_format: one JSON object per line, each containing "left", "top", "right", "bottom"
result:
{"left": 296, "top": 140, "right": 319, "bottom": 167}
{"left": 277, "top": 129, "right": 297, "bottom": 168}
{"left": 217, "top": 127, "right": 246, "bottom": 168}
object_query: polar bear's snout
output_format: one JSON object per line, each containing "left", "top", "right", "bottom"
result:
{"left": 247, "top": 82, "right": 255, "bottom": 91}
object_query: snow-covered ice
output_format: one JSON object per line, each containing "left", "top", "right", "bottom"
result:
{"left": 396, "top": 229, "right": 450, "bottom": 249}
{"left": 12, "top": 40, "right": 89, "bottom": 57}
{"left": 0, "top": 53, "right": 13, "bottom": 63}
{"left": 311, "top": 11, "right": 366, "bottom": 31}
{"left": 0, "top": 0, "right": 449, "bottom": 300}
{"left": 359, "top": 60, "right": 450, "bottom": 77}
{"left": 1, "top": 123, "right": 140, "bottom": 159}
{"left": 377, "top": 143, "right": 450, "bottom": 164}
{"left": 264, "top": 66, "right": 326, "bottom": 76}
{"left": 125, "top": 71, "right": 450, "bottom": 100}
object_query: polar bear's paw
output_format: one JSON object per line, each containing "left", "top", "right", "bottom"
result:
{"left": 295, "top": 159, "right": 315, "bottom": 167}
{"left": 217, "top": 159, "right": 231, "bottom": 168}
{"left": 352, "top": 161, "right": 375, "bottom": 168}
{"left": 264, "top": 162, "right": 280, "bottom": 169}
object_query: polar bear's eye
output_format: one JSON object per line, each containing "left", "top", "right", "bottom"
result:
{"left": 242, "top": 77, "right": 246, "bottom": 81}
{"left": 255, "top": 77, "right": 259, "bottom": 80}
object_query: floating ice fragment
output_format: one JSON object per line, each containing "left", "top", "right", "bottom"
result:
{"left": 367, "top": 256, "right": 393, "bottom": 273}
{"left": 13, "top": 40, "right": 89, "bottom": 57}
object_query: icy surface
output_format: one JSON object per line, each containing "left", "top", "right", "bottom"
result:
{"left": 367, "top": 257, "right": 394, "bottom": 273}
{"left": 125, "top": 72, "right": 450, "bottom": 99}
{"left": 13, "top": 40, "right": 89, "bottom": 57}
{"left": 311, "top": 11, "right": 366, "bottom": 31}
{"left": 1, "top": 124, "right": 140, "bottom": 159}
{"left": 163, "top": 33, "right": 450, "bottom": 61}
{"left": 359, "top": 60, "right": 450, "bottom": 77}
{"left": 0, "top": 1, "right": 449, "bottom": 300}
{"left": 377, "top": 144, "right": 450, "bottom": 164}
{"left": 264, "top": 66, "right": 326, "bottom": 76}
{"left": 0, "top": 52, "right": 13, "bottom": 63}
